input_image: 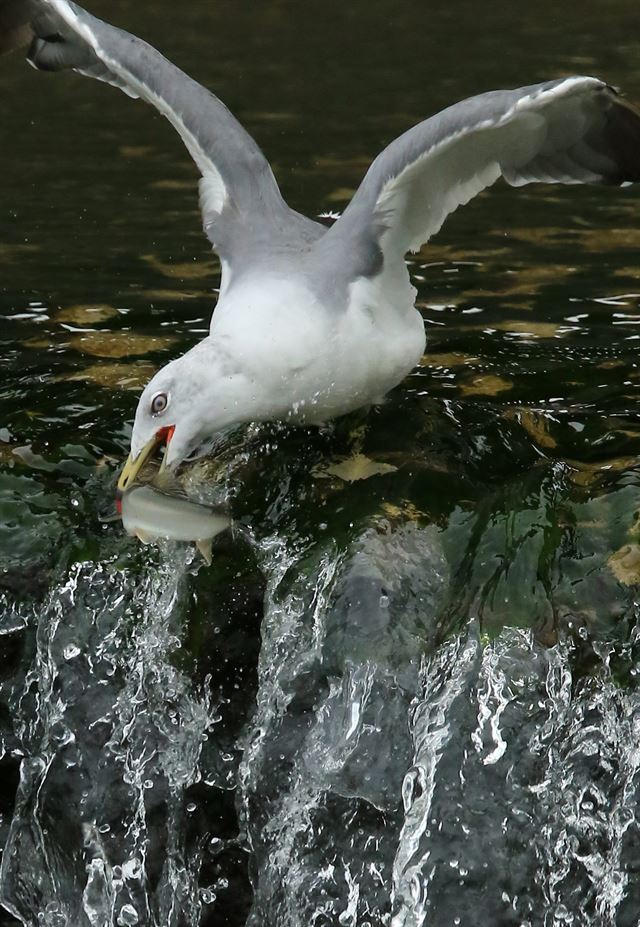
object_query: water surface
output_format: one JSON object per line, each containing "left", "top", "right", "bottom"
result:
{"left": 1, "top": 1, "right": 640, "bottom": 925}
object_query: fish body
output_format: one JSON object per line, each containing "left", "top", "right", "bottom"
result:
{"left": 120, "top": 485, "right": 230, "bottom": 562}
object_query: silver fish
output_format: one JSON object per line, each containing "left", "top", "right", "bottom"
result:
{"left": 119, "top": 484, "right": 231, "bottom": 563}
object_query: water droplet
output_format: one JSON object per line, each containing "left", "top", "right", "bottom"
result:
{"left": 409, "top": 873, "right": 424, "bottom": 904}
{"left": 186, "top": 802, "right": 197, "bottom": 813}
{"left": 208, "top": 837, "right": 223, "bottom": 855}
{"left": 121, "top": 857, "right": 142, "bottom": 881}
{"left": 117, "top": 904, "right": 139, "bottom": 926}
{"left": 63, "top": 643, "right": 81, "bottom": 660}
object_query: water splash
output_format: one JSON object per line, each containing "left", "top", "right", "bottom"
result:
{"left": 239, "top": 521, "right": 448, "bottom": 926}
{"left": 393, "top": 624, "right": 640, "bottom": 927}
{"left": 2, "top": 479, "right": 640, "bottom": 926}
{"left": 0, "top": 549, "right": 218, "bottom": 927}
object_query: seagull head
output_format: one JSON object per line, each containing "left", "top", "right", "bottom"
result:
{"left": 116, "top": 340, "right": 231, "bottom": 496}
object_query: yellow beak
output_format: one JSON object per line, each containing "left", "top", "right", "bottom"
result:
{"left": 116, "top": 432, "right": 164, "bottom": 493}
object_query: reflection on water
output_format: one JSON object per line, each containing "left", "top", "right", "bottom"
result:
{"left": 2, "top": 0, "right": 640, "bottom": 923}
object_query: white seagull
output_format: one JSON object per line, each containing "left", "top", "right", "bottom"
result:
{"left": 3, "top": 0, "right": 640, "bottom": 493}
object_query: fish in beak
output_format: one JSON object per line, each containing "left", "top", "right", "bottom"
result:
{"left": 118, "top": 484, "right": 231, "bottom": 564}
{"left": 116, "top": 425, "right": 175, "bottom": 506}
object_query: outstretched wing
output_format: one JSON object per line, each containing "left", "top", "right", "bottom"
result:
{"left": 0, "top": 0, "right": 321, "bottom": 264}
{"left": 323, "top": 77, "right": 640, "bottom": 269}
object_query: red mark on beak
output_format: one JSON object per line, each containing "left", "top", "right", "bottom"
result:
{"left": 157, "top": 425, "right": 176, "bottom": 467}
{"left": 156, "top": 425, "right": 176, "bottom": 445}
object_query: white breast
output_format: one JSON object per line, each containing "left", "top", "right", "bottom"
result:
{"left": 208, "top": 269, "right": 426, "bottom": 424}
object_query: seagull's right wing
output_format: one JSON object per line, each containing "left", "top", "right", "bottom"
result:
{"left": 323, "top": 78, "right": 640, "bottom": 272}
{"left": 1, "top": 0, "right": 320, "bottom": 264}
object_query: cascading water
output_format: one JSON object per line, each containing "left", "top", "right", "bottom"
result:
{"left": 239, "top": 521, "right": 448, "bottom": 927}
{"left": 1, "top": 427, "right": 640, "bottom": 927}
{"left": 0, "top": 551, "right": 219, "bottom": 926}
{"left": 393, "top": 625, "right": 640, "bottom": 927}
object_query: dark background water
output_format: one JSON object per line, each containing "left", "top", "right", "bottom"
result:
{"left": 2, "top": 0, "right": 640, "bottom": 466}
{"left": 1, "top": 1, "right": 640, "bottom": 925}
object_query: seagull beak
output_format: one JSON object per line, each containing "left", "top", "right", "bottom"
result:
{"left": 116, "top": 425, "right": 175, "bottom": 497}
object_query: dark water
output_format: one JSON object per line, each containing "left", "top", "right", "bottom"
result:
{"left": 2, "top": 1, "right": 640, "bottom": 925}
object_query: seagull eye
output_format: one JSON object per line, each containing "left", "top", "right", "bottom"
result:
{"left": 150, "top": 391, "right": 169, "bottom": 415}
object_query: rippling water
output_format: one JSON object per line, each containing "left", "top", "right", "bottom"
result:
{"left": 1, "top": 0, "right": 640, "bottom": 924}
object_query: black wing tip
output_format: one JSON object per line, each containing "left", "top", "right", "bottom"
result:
{"left": 577, "top": 81, "right": 640, "bottom": 185}
{"left": 17, "top": 5, "right": 98, "bottom": 73}
{"left": 603, "top": 93, "right": 640, "bottom": 184}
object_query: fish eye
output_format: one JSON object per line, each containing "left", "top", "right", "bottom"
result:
{"left": 150, "top": 391, "right": 169, "bottom": 415}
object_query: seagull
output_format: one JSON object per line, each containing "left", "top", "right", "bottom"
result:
{"left": 3, "top": 1, "right": 640, "bottom": 494}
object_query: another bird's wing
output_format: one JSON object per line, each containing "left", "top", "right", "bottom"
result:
{"left": 323, "top": 77, "right": 640, "bottom": 271}
{"left": 0, "top": 0, "right": 320, "bottom": 266}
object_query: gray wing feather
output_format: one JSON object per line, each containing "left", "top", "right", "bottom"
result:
{"left": 1, "top": 0, "right": 322, "bottom": 264}
{"left": 321, "top": 78, "right": 640, "bottom": 270}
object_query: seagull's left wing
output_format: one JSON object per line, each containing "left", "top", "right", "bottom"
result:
{"left": 1, "top": 0, "right": 318, "bottom": 263}
{"left": 325, "top": 78, "right": 640, "bottom": 269}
